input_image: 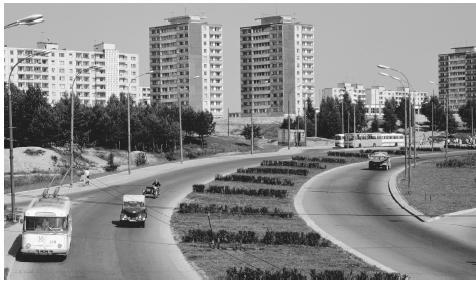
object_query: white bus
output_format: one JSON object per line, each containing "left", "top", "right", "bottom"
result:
{"left": 21, "top": 188, "right": 72, "bottom": 257}
{"left": 335, "top": 134, "right": 345, "bottom": 148}
{"left": 344, "top": 133, "right": 405, "bottom": 148}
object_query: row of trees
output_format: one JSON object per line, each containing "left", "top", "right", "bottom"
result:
{"left": 3, "top": 85, "right": 216, "bottom": 151}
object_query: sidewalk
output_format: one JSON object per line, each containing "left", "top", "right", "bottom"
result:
{"left": 4, "top": 223, "right": 22, "bottom": 280}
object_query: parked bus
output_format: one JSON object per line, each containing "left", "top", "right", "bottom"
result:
{"left": 335, "top": 133, "right": 405, "bottom": 148}
{"left": 21, "top": 188, "right": 72, "bottom": 257}
{"left": 335, "top": 134, "right": 345, "bottom": 148}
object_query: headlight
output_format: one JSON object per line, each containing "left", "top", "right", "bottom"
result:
{"left": 25, "top": 243, "right": 31, "bottom": 249}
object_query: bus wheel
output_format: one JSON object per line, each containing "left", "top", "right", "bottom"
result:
{"left": 359, "top": 143, "right": 362, "bottom": 148}
{"left": 395, "top": 142, "right": 398, "bottom": 147}
{"left": 373, "top": 143, "right": 376, "bottom": 147}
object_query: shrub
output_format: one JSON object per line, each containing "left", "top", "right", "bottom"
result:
{"left": 135, "top": 152, "right": 147, "bottom": 166}
{"left": 292, "top": 155, "right": 346, "bottom": 164}
{"left": 261, "top": 160, "right": 327, "bottom": 169}
{"left": 215, "top": 174, "right": 294, "bottom": 186}
{"left": 51, "top": 155, "right": 58, "bottom": 164}
{"left": 104, "top": 153, "right": 118, "bottom": 172}
{"left": 205, "top": 185, "right": 288, "bottom": 198}
{"left": 178, "top": 203, "right": 293, "bottom": 218}
{"left": 226, "top": 267, "right": 307, "bottom": 280}
{"left": 24, "top": 149, "right": 45, "bottom": 156}
{"left": 192, "top": 184, "right": 205, "bottom": 192}
{"left": 237, "top": 167, "right": 309, "bottom": 176}
{"left": 186, "top": 150, "right": 199, "bottom": 159}
{"left": 435, "top": 156, "right": 475, "bottom": 168}
{"left": 165, "top": 151, "right": 176, "bottom": 161}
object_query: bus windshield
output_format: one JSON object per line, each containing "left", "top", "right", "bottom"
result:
{"left": 25, "top": 216, "right": 67, "bottom": 232}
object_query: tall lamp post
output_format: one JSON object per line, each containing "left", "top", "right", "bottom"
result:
{"left": 127, "top": 71, "right": 154, "bottom": 174}
{"left": 429, "top": 81, "right": 436, "bottom": 152}
{"left": 5, "top": 14, "right": 45, "bottom": 222}
{"left": 378, "top": 64, "right": 416, "bottom": 165}
{"left": 70, "top": 66, "right": 103, "bottom": 188}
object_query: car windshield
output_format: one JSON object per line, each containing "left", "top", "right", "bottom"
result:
{"left": 124, "top": 201, "right": 144, "bottom": 208}
{"left": 25, "top": 216, "right": 67, "bottom": 232}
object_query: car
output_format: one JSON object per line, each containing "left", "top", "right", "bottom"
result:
{"left": 120, "top": 195, "right": 147, "bottom": 227}
{"left": 143, "top": 186, "right": 159, "bottom": 199}
{"left": 368, "top": 151, "right": 391, "bottom": 170}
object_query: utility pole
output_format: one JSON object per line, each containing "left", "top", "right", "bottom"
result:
{"left": 413, "top": 95, "right": 416, "bottom": 167}
{"left": 445, "top": 91, "right": 449, "bottom": 161}
{"left": 178, "top": 93, "right": 183, "bottom": 163}
{"left": 227, "top": 108, "right": 230, "bottom": 137}
{"left": 287, "top": 98, "right": 291, "bottom": 150}
{"left": 431, "top": 92, "right": 434, "bottom": 152}
{"left": 250, "top": 94, "right": 254, "bottom": 155}
{"left": 314, "top": 111, "right": 318, "bottom": 137}
{"left": 304, "top": 104, "right": 307, "bottom": 146}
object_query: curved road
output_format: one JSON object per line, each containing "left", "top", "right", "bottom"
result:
{"left": 299, "top": 153, "right": 476, "bottom": 279}
{"left": 8, "top": 151, "right": 310, "bottom": 279}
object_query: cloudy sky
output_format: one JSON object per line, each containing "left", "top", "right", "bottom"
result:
{"left": 4, "top": 3, "right": 476, "bottom": 112}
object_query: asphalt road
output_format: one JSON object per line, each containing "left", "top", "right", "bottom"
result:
{"left": 299, "top": 152, "right": 476, "bottom": 279}
{"left": 8, "top": 153, "right": 303, "bottom": 279}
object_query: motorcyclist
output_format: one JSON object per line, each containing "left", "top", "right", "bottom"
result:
{"left": 152, "top": 178, "right": 161, "bottom": 195}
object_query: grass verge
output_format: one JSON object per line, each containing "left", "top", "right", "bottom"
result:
{"left": 171, "top": 151, "right": 393, "bottom": 279}
{"left": 396, "top": 155, "right": 476, "bottom": 216}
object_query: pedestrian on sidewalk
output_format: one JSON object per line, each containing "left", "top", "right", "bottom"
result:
{"left": 83, "top": 168, "right": 90, "bottom": 185}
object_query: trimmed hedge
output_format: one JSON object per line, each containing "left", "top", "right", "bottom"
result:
{"left": 192, "top": 184, "right": 205, "bottom": 192}
{"left": 292, "top": 155, "right": 346, "bottom": 164}
{"left": 225, "top": 267, "right": 408, "bottom": 280}
{"left": 237, "top": 167, "right": 309, "bottom": 176}
{"left": 261, "top": 160, "right": 327, "bottom": 169}
{"left": 204, "top": 185, "right": 288, "bottom": 198}
{"left": 436, "top": 156, "right": 475, "bottom": 168}
{"left": 182, "top": 229, "right": 328, "bottom": 246}
{"left": 178, "top": 203, "right": 294, "bottom": 218}
{"left": 448, "top": 144, "right": 476, "bottom": 149}
{"left": 215, "top": 174, "right": 294, "bottom": 186}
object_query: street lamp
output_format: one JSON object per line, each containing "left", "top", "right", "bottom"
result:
{"left": 127, "top": 71, "right": 154, "bottom": 174}
{"left": 429, "top": 81, "right": 437, "bottom": 152}
{"left": 378, "top": 64, "right": 416, "bottom": 166}
{"left": 70, "top": 65, "right": 103, "bottom": 188}
{"left": 5, "top": 50, "right": 50, "bottom": 221}
{"left": 4, "top": 14, "right": 44, "bottom": 29}
{"left": 379, "top": 71, "right": 409, "bottom": 182}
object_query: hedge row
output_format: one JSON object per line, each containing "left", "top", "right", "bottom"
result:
{"left": 260, "top": 160, "right": 327, "bottom": 169}
{"left": 291, "top": 155, "right": 346, "bottom": 164}
{"left": 237, "top": 167, "right": 309, "bottom": 176}
{"left": 178, "top": 203, "right": 294, "bottom": 218}
{"left": 182, "top": 229, "right": 328, "bottom": 246}
{"left": 215, "top": 174, "right": 294, "bottom": 186}
{"left": 225, "top": 267, "right": 408, "bottom": 280}
{"left": 205, "top": 185, "right": 288, "bottom": 198}
{"left": 435, "top": 156, "right": 475, "bottom": 168}
{"left": 448, "top": 144, "right": 476, "bottom": 149}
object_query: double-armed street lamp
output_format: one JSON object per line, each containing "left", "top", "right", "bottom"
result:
{"left": 5, "top": 14, "right": 45, "bottom": 222}
{"left": 379, "top": 71, "right": 410, "bottom": 185}
{"left": 127, "top": 71, "right": 154, "bottom": 174}
{"left": 70, "top": 65, "right": 104, "bottom": 188}
{"left": 429, "top": 81, "right": 437, "bottom": 152}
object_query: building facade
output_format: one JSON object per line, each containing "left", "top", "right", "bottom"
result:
{"left": 439, "top": 46, "right": 476, "bottom": 111}
{"left": 139, "top": 86, "right": 151, "bottom": 105}
{"left": 322, "top": 82, "right": 366, "bottom": 103}
{"left": 4, "top": 42, "right": 139, "bottom": 106}
{"left": 149, "top": 15, "right": 224, "bottom": 117}
{"left": 365, "top": 86, "right": 428, "bottom": 117}
{"left": 240, "top": 15, "right": 316, "bottom": 117}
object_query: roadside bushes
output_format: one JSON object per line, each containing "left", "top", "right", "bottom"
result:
{"left": 436, "top": 156, "right": 475, "bottom": 168}
{"left": 237, "top": 167, "right": 309, "bottom": 176}
{"left": 260, "top": 160, "right": 327, "bottom": 169}
{"left": 182, "top": 229, "right": 328, "bottom": 246}
{"left": 193, "top": 184, "right": 288, "bottom": 198}
{"left": 135, "top": 152, "right": 147, "bottom": 166}
{"left": 292, "top": 155, "right": 346, "bottom": 164}
{"left": 192, "top": 184, "right": 206, "bottom": 192}
{"left": 225, "top": 267, "right": 408, "bottom": 280}
{"left": 215, "top": 174, "right": 294, "bottom": 186}
{"left": 178, "top": 203, "right": 293, "bottom": 218}
{"left": 104, "top": 153, "right": 119, "bottom": 172}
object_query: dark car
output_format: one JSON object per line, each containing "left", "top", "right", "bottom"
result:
{"left": 143, "top": 186, "right": 159, "bottom": 199}
{"left": 368, "top": 152, "right": 391, "bottom": 170}
{"left": 120, "top": 195, "right": 147, "bottom": 227}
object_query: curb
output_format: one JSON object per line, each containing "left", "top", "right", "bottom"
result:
{"left": 294, "top": 161, "right": 397, "bottom": 274}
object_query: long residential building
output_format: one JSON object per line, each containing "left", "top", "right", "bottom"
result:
{"left": 438, "top": 46, "right": 476, "bottom": 111}
{"left": 322, "top": 82, "right": 366, "bottom": 103}
{"left": 4, "top": 42, "right": 141, "bottom": 106}
{"left": 149, "top": 15, "right": 224, "bottom": 117}
{"left": 240, "top": 15, "right": 316, "bottom": 117}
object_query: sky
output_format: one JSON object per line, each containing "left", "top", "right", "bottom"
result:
{"left": 4, "top": 3, "right": 476, "bottom": 112}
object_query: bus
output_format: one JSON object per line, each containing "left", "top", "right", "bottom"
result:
{"left": 21, "top": 188, "right": 72, "bottom": 257}
{"left": 335, "top": 134, "right": 345, "bottom": 148}
{"left": 335, "top": 133, "right": 405, "bottom": 148}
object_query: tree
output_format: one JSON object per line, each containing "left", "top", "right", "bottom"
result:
{"left": 317, "top": 97, "right": 342, "bottom": 138}
{"left": 420, "top": 97, "right": 457, "bottom": 133}
{"left": 458, "top": 98, "right": 476, "bottom": 132}
{"left": 383, "top": 98, "right": 398, "bottom": 132}
{"left": 195, "top": 111, "right": 215, "bottom": 148}
{"left": 395, "top": 97, "right": 410, "bottom": 127}
{"left": 241, "top": 124, "right": 262, "bottom": 140}
{"left": 371, "top": 115, "right": 379, "bottom": 132}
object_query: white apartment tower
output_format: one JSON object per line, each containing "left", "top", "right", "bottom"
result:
{"left": 4, "top": 42, "right": 139, "bottom": 105}
{"left": 365, "top": 86, "right": 428, "bottom": 117}
{"left": 322, "top": 82, "right": 366, "bottom": 103}
{"left": 149, "top": 15, "right": 224, "bottom": 117}
{"left": 240, "top": 16, "right": 316, "bottom": 116}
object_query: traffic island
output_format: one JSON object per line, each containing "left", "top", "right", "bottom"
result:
{"left": 171, "top": 151, "right": 407, "bottom": 279}
{"left": 395, "top": 155, "right": 476, "bottom": 218}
